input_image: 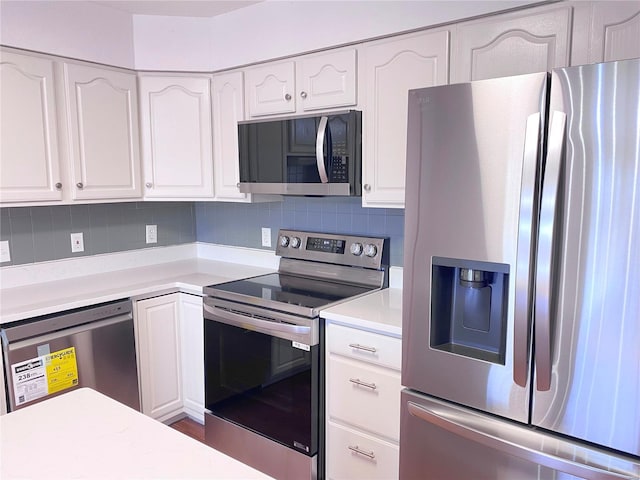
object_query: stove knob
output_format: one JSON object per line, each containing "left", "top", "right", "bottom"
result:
{"left": 290, "top": 236, "right": 301, "bottom": 248}
{"left": 279, "top": 235, "right": 290, "bottom": 247}
{"left": 350, "top": 242, "right": 363, "bottom": 256}
{"left": 364, "top": 244, "right": 378, "bottom": 257}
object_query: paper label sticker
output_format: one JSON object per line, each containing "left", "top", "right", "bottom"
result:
{"left": 45, "top": 347, "right": 78, "bottom": 394}
{"left": 11, "top": 347, "right": 79, "bottom": 406}
{"left": 292, "top": 341, "right": 310, "bottom": 351}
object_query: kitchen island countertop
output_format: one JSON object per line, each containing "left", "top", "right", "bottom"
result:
{"left": 0, "top": 387, "right": 274, "bottom": 480}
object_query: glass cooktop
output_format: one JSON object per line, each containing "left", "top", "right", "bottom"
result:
{"left": 208, "top": 273, "right": 375, "bottom": 310}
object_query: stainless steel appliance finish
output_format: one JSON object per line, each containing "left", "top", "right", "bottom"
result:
{"left": 1, "top": 299, "right": 140, "bottom": 412}
{"left": 238, "top": 110, "right": 362, "bottom": 196}
{"left": 401, "top": 58, "right": 640, "bottom": 479}
{"left": 204, "top": 229, "right": 388, "bottom": 480}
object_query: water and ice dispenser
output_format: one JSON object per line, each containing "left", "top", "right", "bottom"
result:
{"left": 430, "top": 257, "right": 509, "bottom": 364}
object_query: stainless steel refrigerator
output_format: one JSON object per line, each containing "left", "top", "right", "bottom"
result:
{"left": 400, "top": 58, "right": 640, "bottom": 479}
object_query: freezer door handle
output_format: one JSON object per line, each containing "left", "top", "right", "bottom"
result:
{"left": 513, "top": 112, "right": 542, "bottom": 387}
{"left": 535, "top": 110, "right": 566, "bottom": 391}
{"left": 407, "top": 400, "right": 635, "bottom": 480}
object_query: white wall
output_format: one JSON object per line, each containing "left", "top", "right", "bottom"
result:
{"left": 132, "top": 0, "right": 543, "bottom": 72}
{"left": 1, "top": 0, "right": 542, "bottom": 71}
{"left": 0, "top": 0, "right": 135, "bottom": 68}
{"left": 202, "top": 0, "right": 542, "bottom": 71}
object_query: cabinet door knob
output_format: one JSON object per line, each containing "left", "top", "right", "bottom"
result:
{"left": 300, "top": 91, "right": 308, "bottom": 99}
{"left": 76, "top": 182, "right": 84, "bottom": 189}
{"left": 55, "top": 182, "right": 62, "bottom": 190}
{"left": 363, "top": 184, "right": 371, "bottom": 192}
{"left": 145, "top": 182, "right": 153, "bottom": 188}
{"left": 284, "top": 93, "right": 292, "bottom": 101}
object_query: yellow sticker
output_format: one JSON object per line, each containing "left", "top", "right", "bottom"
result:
{"left": 44, "top": 347, "right": 79, "bottom": 395}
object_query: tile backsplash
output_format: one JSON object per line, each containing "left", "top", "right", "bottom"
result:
{"left": 0, "top": 202, "right": 196, "bottom": 266}
{"left": 196, "top": 197, "right": 404, "bottom": 266}
{"left": 0, "top": 197, "right": 404, "bottom": 268}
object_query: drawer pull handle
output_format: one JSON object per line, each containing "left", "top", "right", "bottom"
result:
{"left": 349, "top": 378, "right": 377, "bottom": 390}
{"left": 349, "top": 343, "right": 377, "bottom": 353}
{"left": 348, "top": 445, "right": 376, "bottom": 459}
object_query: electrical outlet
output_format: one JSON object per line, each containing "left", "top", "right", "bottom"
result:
{"left": 0, "top": 240, "right": 11, "bottom": 263}
{"left": 146, "top": 224, "right": 158, "bottom": 244}
{"left": 261, "top": 227, "right": 271, "bottom": 247}
{"left": 70, "top": 232, "right": 84, "bottom": 253}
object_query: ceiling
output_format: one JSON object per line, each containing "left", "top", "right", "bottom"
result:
{"left": 91, "top": 0, "right": 263, "bottom": 17}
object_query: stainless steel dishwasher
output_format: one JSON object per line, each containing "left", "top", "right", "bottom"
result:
{"left": 1, "top": 298, "right": 140, "bottom": 411}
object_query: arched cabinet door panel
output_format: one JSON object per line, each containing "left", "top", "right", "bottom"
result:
{"left": 139, "top": 75, "right": 213, "bottom": 199}
{"left": 359, "top": 30, "right": 449, "bottom": 208}
{"left": 0, "top": 51, "right": 62, "bottom": 203}
{"left": 451, "top": 4, "right": 571, "bottom": 83}
{"left": 64, "top": 62, "right": 142, "bottom": 200}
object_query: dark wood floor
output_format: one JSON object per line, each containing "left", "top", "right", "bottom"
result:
{"left": 169, "top": 417, "right": 206, "bottom": 443}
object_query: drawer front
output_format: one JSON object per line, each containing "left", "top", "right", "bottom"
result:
{"left": 328, "top": 355, "right": 401, "bottom": 440}
{"left": 327, "top": 323, "right": 401, "bottom": 371}
{"left": 327, "top": 421, "right": 399, "bottom": 480}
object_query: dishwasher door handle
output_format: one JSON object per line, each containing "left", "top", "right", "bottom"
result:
{"left": 6, "top": 314, "right": 133, "bottom": 351}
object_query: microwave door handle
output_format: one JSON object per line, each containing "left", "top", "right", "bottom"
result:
{"left": 535, "top": 110, "right": 566, "bottom": 392}
{"left": 315, "top": 116, "right": 329, "bottom": 183}
{"left": 513, "top": 113, "right": 541, "bottom": 387}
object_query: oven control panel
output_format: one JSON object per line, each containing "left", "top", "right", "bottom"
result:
{"left": 276, "top": 229, "right": 387, "bottom": 270}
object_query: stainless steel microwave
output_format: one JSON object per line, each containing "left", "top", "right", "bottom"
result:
{"left": 237, "top": 110, "right": 362, "bottom": 196}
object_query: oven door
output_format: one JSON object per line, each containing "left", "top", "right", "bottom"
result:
{"left": 203, "top": 297, "right": 321, "bottom": 457}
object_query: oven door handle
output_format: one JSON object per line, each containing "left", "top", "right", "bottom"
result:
{"left": 204, "top": 303, "right": 312, "bottom": 340}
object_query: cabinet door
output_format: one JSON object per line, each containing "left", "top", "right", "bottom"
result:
{"left": 451, "top": 4, "right": 571, "bottom": 83}
{"left": 575, "top": 1, "right": 640, "bottom": 64}
{"left": 297, "top": 49, "right": 357, "bottom": 112}
{"left": 135, "top": 293, "right": 183, "bottom": 422}
{"left": 245, "top": 61, "right": 296, "bottom": 117}
{"left": 1, "top": 52, "right": 62, "bottom": 203}
{"left": 64, "top": 63, "right": 142, "bottom": 200}
{"left": 360, "top": 30, "right": 449, "bottom": 208}
{"left": 179, "top": 293, "right": 204, "bottom": 423}
{"left": 139, "top": 76, "right": 213, "bottom": 198}
{"left": 212, "top": 71, "right": 250, "bottom": 201}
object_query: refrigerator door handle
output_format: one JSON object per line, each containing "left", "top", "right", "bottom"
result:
{"left": 407, "top": 400, "right": 634, "bottom": 480}
{"left": 513, "top": 112, "right": 541, "bottom": 387}
{"left": 535, "top": 110, "right": 567, "bottom": 392}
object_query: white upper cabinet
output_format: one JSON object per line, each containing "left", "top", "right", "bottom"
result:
{"left": 138, "top": 75, "right": 214, "bottom": 198}
{"left": 572, "top": 1, "right": 640, "bottom": 65}
{"left": 450, "top": 4, "right": 572, "bottom": 83}
{"left": 245, "top": 48, "right": 357, "bottom": 117}
{"left": 211, "top": 71, "right": 250, "bottom": 202}
{"left": 0, "top": 51, "right": 62, "bottom": 203}
{"left": 359, "top": 30, "right": 449, "bottom": 208}
{"left": 63, "top": 63, "right": 142, "bottom": 200}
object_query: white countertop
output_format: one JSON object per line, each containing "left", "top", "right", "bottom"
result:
{"left": 0, "top": 257, "right": 272, "bottom": 324}
{"left": 321, "top": 288, "right": 402, "bottom": 337}
{"left": 0, "top": 388, "right": 274, "bottom": 480}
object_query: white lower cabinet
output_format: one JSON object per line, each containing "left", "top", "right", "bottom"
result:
{"left": 135, "top": 293, "right": 183, "bottom": 422}
{"left": 135, "top": 292, "right": 204, "bottom": 423}
{"left": 179, "top": 293, "right": 204, "bottom": 423}
{"left": 326, "top": 322, "right": 402, "bottom": 479}
{"left": 327, "top": 422, "right": 399, "bottom": 480}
